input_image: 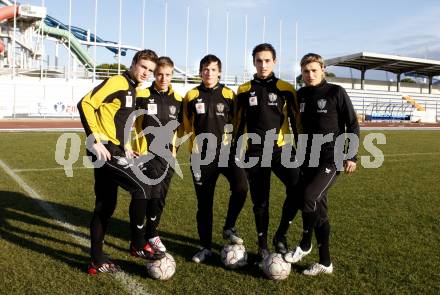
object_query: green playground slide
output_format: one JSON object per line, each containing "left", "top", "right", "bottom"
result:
{"left": 39, "top": 21, "right": 95, "bottom": 70}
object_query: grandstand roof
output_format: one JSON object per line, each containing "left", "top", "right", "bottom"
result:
{"left": 326, "top": 52, "right": 440, "bottom": 77}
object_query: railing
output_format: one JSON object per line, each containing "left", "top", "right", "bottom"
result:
{"left": 0, "top": 67, "right": 438, "bottom": 121}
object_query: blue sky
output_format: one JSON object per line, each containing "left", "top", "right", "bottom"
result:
{"left": 14, "top": 0, "right": 440, "bottom": 80}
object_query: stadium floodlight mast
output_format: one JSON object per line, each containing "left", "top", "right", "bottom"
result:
{"left": 294, "top": 21, "right": 298, "bottom": 88}
{"left": 40, "top": 0, "right": 45, "bottom": 80}
{"left": 278, "top": 19, "right": 282, "bottom": 79}
{"left": 117, "top": 0, "right": 122, "bottom": 75}
{"left": 164, "top": 0, "right": 168, "bottom": 56}
{"left": 243, "top": 14, "right": 248, "bottom": 83}
{"left": 12, "top": 0, "right": 16, "bottom": 80}
{"left": 93, "top": 0, "right": 98, "bottom": 82}
{"left": 225, "top": 11, "right": 229, "bottom": 84}
{"left": 67, "top": 0, "right": 71, "bottom": 80}
{"left": 141, "top": 0, "right": 145, "bottom": 48}
{"left": 206, "top": 8, "right": 209, "bottom": 54}
{"left": 185, "top": 6, "right": 190, "bottom": 84}
{"left": 262, "top": 16, "right": 266, "bottom": 42}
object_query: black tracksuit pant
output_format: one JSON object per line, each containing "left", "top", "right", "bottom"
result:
{"left": 90, "top": 151, "right": 151, "bottom": 264}
{"left": 245, "top": 148, "right": 300, "bottom": 249}
{"left": 191, "top": 152, "right": 248, "bottom": 249}
{"left": 141, "top": 157, "right": 175, "bottom": 240}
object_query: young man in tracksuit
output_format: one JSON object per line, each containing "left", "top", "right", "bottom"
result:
{"left": 77, "top": 49, "right": 164, "bottom": 275}
{"left": 235, "top": 43, "right": 302, "bottom": 263}
{"left": 133, "top": 56, "right": 183, "bottom": 253}
{"left": 183, "top": 54, "right": 249, "bottom": 263}
{"left": 279, "top": 53, "right": 359, "bottom": 276}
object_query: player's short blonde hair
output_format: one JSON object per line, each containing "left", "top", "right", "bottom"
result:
{"left": 300, "top": 53, "right": 325, "bottom": 69}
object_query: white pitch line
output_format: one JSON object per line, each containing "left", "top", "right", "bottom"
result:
{"left": 11, "top": 152, "right": 440, "bottom": 174}
{"left": 13, "top": 167, "right": 90, "bottom": 172}
{"left": 381, "top": 152, "right": 440, "bottom": 157}
{"left": 0, "top": 158, "right": 153, "bottom": 295}
{"left": 13, "top": 162, "right": 192, "bottom": 173}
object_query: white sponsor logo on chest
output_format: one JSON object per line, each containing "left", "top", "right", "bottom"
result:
{"left": 249, "top": 92, "right": 258, "bottom": 106}
{"left": 125, "top": 95, "right": 133, "bottom": 108}
{"left": 147, "top": 103, "right": 158, "bottom": 115}
{"left": 195, "top": 101, "right": 206, "bottom": 114}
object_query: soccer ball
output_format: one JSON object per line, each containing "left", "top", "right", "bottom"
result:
{"left": 221, "top": 244, "right": 247, "bottom": 269}
{"left": 146, "top": 253, "right": 176, "bottom": 280}
{"left": 262, "top": 253, "right": 291, "bottom": 280}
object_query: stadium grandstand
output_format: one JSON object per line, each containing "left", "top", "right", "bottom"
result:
{"left": 0, "top": 0, "right": 438, "bottom": 123}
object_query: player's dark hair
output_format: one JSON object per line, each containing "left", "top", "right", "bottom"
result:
{"left": 252, "top": 43, "right": 276, "bottom": 61}
{"left": 199, "top": 54, "right": 222, "bottom": 75}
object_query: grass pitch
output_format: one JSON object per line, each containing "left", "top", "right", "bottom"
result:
{"left": 0, "top": 130, "right": 439, "bottom": 294}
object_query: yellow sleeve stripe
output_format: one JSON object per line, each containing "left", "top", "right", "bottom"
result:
{"left": 173, "top": 92, "right": 183, "bottom": 102}
{"left": 136, "top": 87, "right": 151, "bottom": 98}
{"left": 185, "top": 88, "right": 200, "bottom": 102}
{"left": 90, "top": 75, "right": 129, "bottom": 107}
{"left": 276, "top": 79, "right": 295, "bottom": 93}
{"left": 237, "top": 81, "right": 251, "bottom": 94}
{"left": 222, "top": 86, "right": 235, "bottom": 100}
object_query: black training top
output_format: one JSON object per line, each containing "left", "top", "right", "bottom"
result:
{"left": 135, "top": 83, "right": 183, "bottom": 154}
{"left": 297, "top": 80, "right": 359, "bottom": 165}
{"left": 183, "top": 83, "right": 235, "bottom": 153}
{"left": 236, "top": 73, "right": 301, "bottom": 154}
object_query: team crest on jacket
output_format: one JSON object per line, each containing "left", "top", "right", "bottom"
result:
{"left": 317, "top": 98, "right": 327, "bottom": 113}
{"left": 216, "top": 103, "right": 225, "bottom": 116}
{"left": 268, "top": 93, "right": 278, "bottom": 106}
{"left": 169, "top": 105, "right": 177, "bottom": 119}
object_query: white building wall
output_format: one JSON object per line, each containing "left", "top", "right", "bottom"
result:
{"left": 0, "top": 76, "right": 438, "bottom": 121}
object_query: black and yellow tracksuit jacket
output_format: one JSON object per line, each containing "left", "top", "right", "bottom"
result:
{"left": 236, "top": 73, "right": 301, "bottom": 154}
{"left": 183, "top": 83, "right": 235, "bottom": 154}
{"left": 77, "top": 71, "right": 138, "bottom": 155}
{"left": 133, "top": 83, "right": 183, "bottom": 156}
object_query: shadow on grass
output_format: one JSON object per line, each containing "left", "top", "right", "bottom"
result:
{"left": 0, "top": 190, "right": 262, "bottom": 278}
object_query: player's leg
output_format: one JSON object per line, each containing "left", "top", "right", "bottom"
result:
{"left": 285, "top": 166, "right": 337, "bottom": 265}
{"left": 104, "top": 157, "right": 165, "bottom": 260}
{"left": 221, "top": 156, "right": 248, "bottom": 245}
{"left": 145, "top": 159, "right": 174, "bottom": 252}
{"left": 247, "top": 162, "right": 271, "bottom": 260}
{"left": 192, "top": 161, "right": 218, "bottom": 263}
{"left": 272, "top": 150, "right": 301, "bottom": 254}
{"left": 302, "top": 196, "right": 333, "bottom": 276}
{"left": 88, "top": 167, "right": 120, "bottom": 274}
{"left": 313, "top": 195, "right": 332, "bottom": 267}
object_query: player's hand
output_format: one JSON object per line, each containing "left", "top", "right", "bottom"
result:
{"left": 125, "top": 149, "right": 139, "bottom": 159}
{"left": 344, "top": 160, "right": 357, "bottom": 174}
{"left": 93, "top": 142, "right": 111, "bottom": 161}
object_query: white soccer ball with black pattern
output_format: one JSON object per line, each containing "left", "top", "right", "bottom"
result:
{"left": 146, "top": 253, "right": 176, "bottom": 280}
{"left": 221, "top": 244, "right": 247, "bottom": 269}
{"left": 262, "top": 253, "right": 291, "bottom": 280}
